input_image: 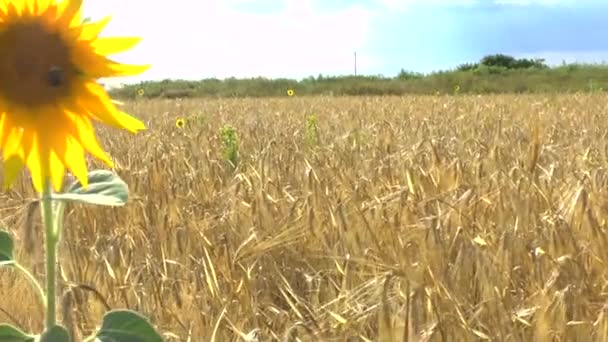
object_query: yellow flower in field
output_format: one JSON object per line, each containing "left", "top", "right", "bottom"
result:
{"left": 0, "top": 0, "right": 149, "bottom": 193}
{"left": 287, "top": 89, "right": 295, "bottom": 96}
{"left": 175, "top": 118, "right": 186, "bottom": 128}
{"left": 136, "top": 88, "right": 145, "bottom": 96}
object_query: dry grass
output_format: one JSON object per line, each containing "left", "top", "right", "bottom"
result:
{"left": 1, "top": 94, "right": 608, "bottom": 341}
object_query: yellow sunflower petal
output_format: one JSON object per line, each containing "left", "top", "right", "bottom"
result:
{"left": 105, "top": 62, "right": 150, "bottom": 77}
{"left": 76, "top": 83, "right": 146, "bottom": 132}
{"left": 71, "top": 8, "right": 83, "bottom": 26}
{"left": 72, "top": 49, "right": 150, "bottom": 78}
{"left": 79, "top": 16, "right": 111, "bottom": 40}
{"left": 25, "top": 133, "right": 43, "bottom": 193}
{"left": 6, "top": 2, "right": 18, "bottom": 17}
{"left": 84, "top": 60, "right": 150, "bottom": 78}
{"left": 1, "top": 121, "right": 30, "bottom": 190}
{"left": 62, "top": 135, "right": 88, "bottom": 185}
{"left": 25, "top": 0, "right": 49, "bottom": 15}
{"left": 3, "top": 154, "right": 23, "bottom": 189}
{"left": 33, "top": 0, "right": 51, "bottom": 15}
{"left": 58, "top": 0, "right": 81, "bottom": 25}
{"left": 2, "top": 126, "right": 24, "bottom": 160}
{"left": 69, "top": 112, "right": 113, "bottom": 166}
{"left": 0, "top": 113, "right": 7, "bottom": 147}
{"left": 92, "top": 37, "right": 143, "bottom": 55}
{"left": 41, "top": 113, "right": 90, "bottom": 189}
{"left": 49, "top": 148, "right": 65, "bottom": 191}
{"left": 40, "top": 0, "right": 58, "bottom": 19}
{"left": 22, "top": 0, "right": 33, "bottom": 14}
{"left": 41, "top": 124, "right": 70, "bottom": 191}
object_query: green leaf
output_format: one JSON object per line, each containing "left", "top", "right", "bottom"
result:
{"left": 0, "top": 230, "right": 15, "bottom": 263}
{"left": 93, "top": 310, "right": 162, "bottom": 342}
{"left": 39, "top": 326, "right": 69, "bottom": 342}
{"left": 0, "top": 324, "right": 35, "bottom": 342}
{"left": 52, "top": 170, "right": 129, "bottom": 207}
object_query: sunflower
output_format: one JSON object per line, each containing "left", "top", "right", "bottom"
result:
{"left": 287, "top": 89, "right": 294, "bottom": 97}
{"left": 175, "top": 118, "right": 186, "bottom": 128}
{"left": 136, "top": 88, "right": 145, "bottom": 96}
{"left": 0, "top": 0, "right": 149, "bottom": 193}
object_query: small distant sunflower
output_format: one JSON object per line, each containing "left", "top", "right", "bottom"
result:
{"left": 287, "top": 89, "right": 295, "bottom": 97}
{"left": 0, "top": 0, "right": 150, "bottom": 192}
{"left": 175, "top": 118, "right": 186, "bottom": 128}
{"left": 136, "top": 88, "right": 145, "bottom": 96}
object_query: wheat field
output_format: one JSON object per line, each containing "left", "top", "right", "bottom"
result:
{"left": 2, "top": 94, "right": 608, "bottom": 341}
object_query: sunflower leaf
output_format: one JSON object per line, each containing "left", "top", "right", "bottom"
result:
{"left": 0, "top": 324, "right": 35, "bottom": 341}
{"left": 39, "top": 325, "right": 70, "bottom": 342}
{"left": 0, "top": 230, "right": 15, "bottom": 263}
{"left": 91, "top": 310, "right": 162, "bottom": 342}
{"left": 52, "top": 170, "right": 129, "bottom": 207}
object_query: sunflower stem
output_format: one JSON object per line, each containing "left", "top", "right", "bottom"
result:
{"left": 41, "top": 179, "right": 58, "bottom": 329}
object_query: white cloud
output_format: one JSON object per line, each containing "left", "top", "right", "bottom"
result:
{"left": 374, "top": 0, "right": 479, "bottom": 11}
{"left": 82, "top": 0, "right": 377, "bottom": 84}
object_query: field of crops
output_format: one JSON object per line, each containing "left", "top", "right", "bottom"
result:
{"left": 2, "top": 94, "right": 608, "bottom": 341}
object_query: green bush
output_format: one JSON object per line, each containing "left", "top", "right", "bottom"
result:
{"left": 109, "top": 59, "right": 608, "bottom": 99}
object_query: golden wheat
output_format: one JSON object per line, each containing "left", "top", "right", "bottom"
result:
{"left": 1, "top": 93, "right": 608, "bottom": 341}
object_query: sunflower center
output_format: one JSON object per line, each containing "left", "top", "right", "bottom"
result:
{"left": 0, "top": 20, "right": 76, "bottom": 108}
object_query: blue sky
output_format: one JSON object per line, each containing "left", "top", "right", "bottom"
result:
{"left": 81, "top": 0, "right": 608, "bottom": 85}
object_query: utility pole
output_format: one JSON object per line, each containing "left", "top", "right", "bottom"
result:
{"left": 354, "top": 51, "right": 357, "bottom": 76}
